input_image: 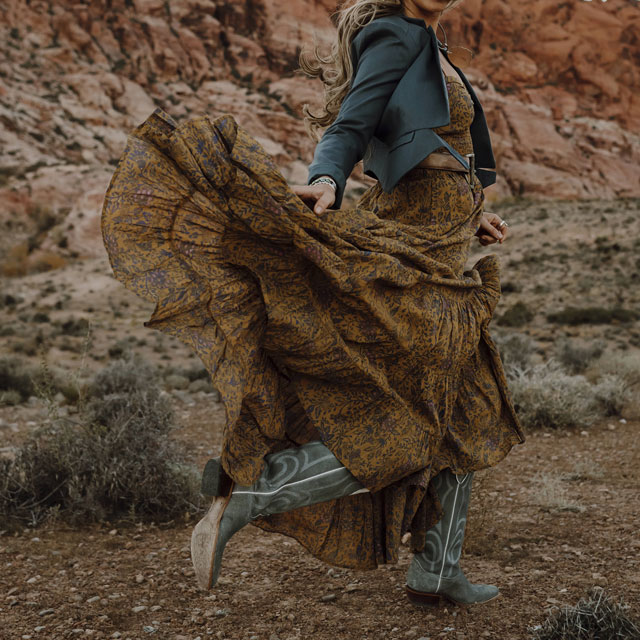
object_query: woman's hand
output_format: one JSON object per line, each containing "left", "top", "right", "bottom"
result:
{"left": 475, "top": 211, "right": 509, "bottom": 246}
{"left": 292, "top": 181, "right": 336, "bottom": 215}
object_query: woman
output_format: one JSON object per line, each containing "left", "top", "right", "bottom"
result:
{"left": 102, "top": 0, "right": 524, "bottom": 608}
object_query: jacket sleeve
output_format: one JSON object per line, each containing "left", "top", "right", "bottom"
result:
{"left": 307, "top": 19, "right": 420, "bottom": 208}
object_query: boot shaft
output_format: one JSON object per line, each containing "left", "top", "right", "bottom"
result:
{"left": 415, "top": 470, "right": 473, "bottom": 580}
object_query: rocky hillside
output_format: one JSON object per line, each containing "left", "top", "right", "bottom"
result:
{"left": 0, "top": 0, "right": 639, "bottom": 265}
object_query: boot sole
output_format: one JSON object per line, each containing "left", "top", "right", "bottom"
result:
{"left": 405, "top": 585, "right": 501, "bottom": 607}
{"left": 191, "top": 458, "right": 234, "bottom": 590}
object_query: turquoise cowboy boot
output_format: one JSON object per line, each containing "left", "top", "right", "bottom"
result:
{"left": 191, "top": 441, "right": 366, "bottom": 590}
{"left": 406, "top": 470, "right": 499, "bottom": 606}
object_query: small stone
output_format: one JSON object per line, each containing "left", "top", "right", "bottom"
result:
{"left": 345, "top": 583, "right": 359, "bottom": 593}
{"left": 165, "top": 374, "right": 189, "bottom": 390}
{"left": 132, "top": 605, "right": 148, "bottom": 613}
{"left": 7, "top": 587, "right": 18, "bottom": 596}
{"left": 143, "top": 626, "right": 156, "bottom": 634}
{"left": 34, "top": 627, "right": 46, "bottom": 632}
{"left": 108, "top": 529, "right": 118, "bottom": 536}
{"left": 214, "top": 608, "right": 230, "bottom": 617}
{"left": 135, "top": 574, "right": 145, "bottom": 584}
{"left": 321, "top": 594, "right": 337, "bottom": 602}
{"left": 150, "top": 605, "right": 162, "bottom": 612}
{"left": 31, "top": 538, "right": 41, "bottom": 543}
{"left": 619, "top": 418, "right": 627, "bottom": 424}
{"left": 38, "top": 609, "right": 55, "bottom": 616}
{"left": 86, "top": 596, "right": 100, "bottom": 604}
{"left": 110, "top": 633, "right": 122, "bottom": 639}
{"left": 26, "top": 576, "right": 40, "bottom": 584}
{"left": 188, "top": 379, "right": 211, "bottom": 393}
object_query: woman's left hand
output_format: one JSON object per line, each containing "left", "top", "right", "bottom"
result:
{"left": 475, "top": 211, "right": 509, "bottom": 246}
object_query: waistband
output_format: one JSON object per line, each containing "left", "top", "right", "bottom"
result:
{"left": 417, "top": 152, "right": 468, "bottom": 173}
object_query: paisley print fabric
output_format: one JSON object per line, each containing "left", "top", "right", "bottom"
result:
{"left": 101, "top": 77, "right": 524, "bottom": 570}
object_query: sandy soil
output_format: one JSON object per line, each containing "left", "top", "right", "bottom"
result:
{"left": 1, "top": 411, "right": 638, "bottom": 640}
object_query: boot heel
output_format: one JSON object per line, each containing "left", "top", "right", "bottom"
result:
{"left": 406, "top": 586, "right": 444, "bottom": 608}
{"left": 201, "top": 458, "right": 233, "bottom": 497}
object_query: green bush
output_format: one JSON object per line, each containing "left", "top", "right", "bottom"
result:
{"left": 547, "top": 306, "right": 639, "bottom": 325}
{"left": 497, "top": 301, "right": 534, "bottom": 327}
{"left": 0, "top": 357, "right": 201, "bottom": 529}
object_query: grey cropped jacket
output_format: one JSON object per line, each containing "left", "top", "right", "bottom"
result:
{"left": 307, "top": 15, "right": 496, "bottom": 208}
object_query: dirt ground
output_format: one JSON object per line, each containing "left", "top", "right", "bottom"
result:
{"left": 1, "top": 198, "right": 640, "bottom": 639}
{"left": 1, "top": 411, "right": 638, "bottom": 640}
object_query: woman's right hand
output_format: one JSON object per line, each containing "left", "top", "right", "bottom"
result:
{"left": 291, "top": 182, "right": 336, "bottom": 215}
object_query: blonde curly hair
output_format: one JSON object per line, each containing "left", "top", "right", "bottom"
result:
{"left": 300, "top": 0, "right": 464, "bottom": 140}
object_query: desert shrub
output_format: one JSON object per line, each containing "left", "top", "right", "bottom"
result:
{"left": 555, "top": 339, "right": 605, "bottom": 375}
{"left": 586, "top": 351, "right": 640, "bottom": 389}
{"left": 59, "top": 317, "right": 90, "bottom": 336}
{"left": 0, "top": 357, "right": 201, "bottom": 529}
{"left": 509, "top": 362, "right": 600, "bottom": 429}
{"left": 592, "top": 374, "right": 630, "bottom": 417}
{"left": 547, "top": 306, "right": 639, "bottom": 325}
{"left": 497, "top": 301, "right": 534, "bottom": 327}
{"left": 0, "top": 356, "right": 79, "bottom": 405}
{"left": 532, "top": 588, "right": 639, "bottom": 640}
{"left": 0, "top": 389, "right": 22, "bottom": 406}
{"left": 493, "top": 331, "right": 536, "bottom": 371}
{"left": 509, "top": 361, "right": 630, "bottom": 428}
{"left": 30, "top": 251, "right": 67, "bottom": 273}
{"left": 0, "top": 356, "right": 38, "bottom": 401}
{"left": 1, "top": 243, "right": 30, "bottom": 277}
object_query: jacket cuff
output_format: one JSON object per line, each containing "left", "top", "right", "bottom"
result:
{"left": 308, "top": 164, "right": 347, "bottom": 209}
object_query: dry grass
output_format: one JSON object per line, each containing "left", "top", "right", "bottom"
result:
{"left": 530, "top": 472, "right": 584, "bottom": 513}
{"left": 532, "top": 587, "right": 640, "bottom": 640}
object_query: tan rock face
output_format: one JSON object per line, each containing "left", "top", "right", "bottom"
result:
{"left": 0, "top": 0, "right": 638, "bottom": 262}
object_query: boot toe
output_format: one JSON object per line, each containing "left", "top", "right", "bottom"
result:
{"left": 191, "top": 495, "right": 231, "bottom": 590}
{"left": 406, "top": 570, "right": 500, "bottom": 606}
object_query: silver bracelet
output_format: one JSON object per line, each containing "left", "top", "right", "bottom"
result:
{"left": 310, "top": 176, "right": 337, "bottom": 191}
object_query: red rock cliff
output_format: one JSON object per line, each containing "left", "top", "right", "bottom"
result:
{"left": 0, "top": 0, "right": 638, "bottom": 259}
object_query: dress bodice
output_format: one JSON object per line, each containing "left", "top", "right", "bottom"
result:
{"left": 433, "top": 76, "right": 475, "bottom": 157}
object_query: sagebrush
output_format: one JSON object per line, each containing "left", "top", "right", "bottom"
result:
{"left": 0, "top": 357, "right": 202, "bottom": 529}
{"left": 508, "top": 361, "right": 628, "bottom": 429}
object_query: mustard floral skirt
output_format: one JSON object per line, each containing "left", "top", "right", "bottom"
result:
{"left": 102, "top": 110, "right": 524, "bottom": 569}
